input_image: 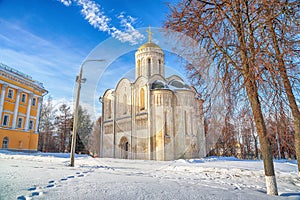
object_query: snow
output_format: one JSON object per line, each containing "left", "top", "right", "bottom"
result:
{"left": 0, "top": 150, "right": 299, "bottom": 200}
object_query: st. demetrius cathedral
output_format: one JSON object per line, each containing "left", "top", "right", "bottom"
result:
{"left": 100, "top": 29, "right": 206, "bottom": 161}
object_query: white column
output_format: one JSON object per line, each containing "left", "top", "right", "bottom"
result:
{"left": 0, "top": 84, "right": 8, "bottom": 123}
{"left": 24, "top": 93, "right": 33, "bottom": 130}
{"left": 35, "top": 97, "right": 43, "bottom": 133}
{"left": 12, "top": 89, "right": 21, "bottom": 129}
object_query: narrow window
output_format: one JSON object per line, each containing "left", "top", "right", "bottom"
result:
{"left": 17, "top": 117, "right": 23, "bottom": 128}
{"left": 32, "top": 98, "right": 36, "bottom": 106}
{"left": 29, "top": 120, "right": 34, "bottom": 130}
{"left": 2, "top": 137, "right": 9, "bottom": 149}
{"left": 125, "top": 142, "right": 129, "bottom": 151}
{"left": 147, "top": 58, "right": 151, "bottom": 76}
{"left": 7, "top": 89, "right": 14, "bottom": 99}
{"left": 123, "top": 95, "right": 127, "bottom": 114}
{"left": 140, "top": 88, "right": 145, "bottom": 110}
{"left": 137, "top": 60, "right": 141, "bottom": 76}
{"left": 164, "top": 111, "right": 168, "bottom": 137}
{"left": 3, "top": 115, "right": 9, "bottom": 126}
{"left": 158, "top": 59, "right": 161, "bottom": 74}
{"left": 21, "top": 93, "right": 26, "bottom": 103}
{"left": 108, "top": 99, "right": 112, "bottom": 119}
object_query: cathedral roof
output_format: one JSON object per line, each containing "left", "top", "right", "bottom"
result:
{"left": 151, "top": 79, "right": 191, "bottom": 91}
{"left": 138, "top": 42, "right": 162, "bottom": 51}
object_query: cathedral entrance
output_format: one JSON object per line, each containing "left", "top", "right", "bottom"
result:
{"left": 119, "top": 137, "right": 129, "bottom": 159}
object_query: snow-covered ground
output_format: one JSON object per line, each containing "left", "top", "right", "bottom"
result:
{"left": 0, "top": 150, "right": 299, "bottom": 200}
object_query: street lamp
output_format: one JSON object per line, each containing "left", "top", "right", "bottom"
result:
{"left": 70, "top": 59, "right": 105, "bottom": 167}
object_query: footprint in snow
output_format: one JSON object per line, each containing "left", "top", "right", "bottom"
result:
{"left": 46, "top": 184, "right": 55, "bottom": 188}
{"left": 17, "top": 196, "right": 26, "bottom": 200}
{"left": 27, "top": 187, "right": 36, "bottom": 191}
{"left": 31, "top": 191, "right": 40, "bottom": 196}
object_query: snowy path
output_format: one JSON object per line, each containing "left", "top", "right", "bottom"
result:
{"left": 0, "top": 152, "right": 299, "bottom": 200}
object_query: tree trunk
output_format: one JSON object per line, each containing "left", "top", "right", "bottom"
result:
{"left": 239, "top": 4, "right": 278, "bottom": 193}
{"left": 243, "top": 75, "right": 278, "bottom": 195}
{"left": 268, "top": 21, "right": 300, "bottom": 176}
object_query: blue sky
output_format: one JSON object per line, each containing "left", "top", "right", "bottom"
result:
{"left": 0, "top": 0, "right": 194, "bottom": 117}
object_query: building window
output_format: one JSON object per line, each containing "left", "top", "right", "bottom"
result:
{"left": 137, "top": 60, "right": 141, "bottom": 76}
{"left": 29, "top": 120, "right": 34, "bottom": 130}
{"left": 17, "top": 117, "right": 23, "bottom": 128}
{"left": 2, "top": 137, "right": 9, "bottom": 149}
{"left": 21, "top": 93, "right": 26, "bottom": 103}
{"left": 147, "top": 58, "right": 151, "bottom": 76}
{"left": 140, "top": 88, "right": 145, "bottom": 110}
{"left": 3, "top": 115, "right": 9, "bottom": 126}
{"left": 123, "top": 95, "right": 127, "bottom": 114}
{"left": 158, "top": 59, "right": 161, "bottom": 74}
{"left": 7, "top": 89, "right": 14, "bottom": 99}
{"left": 164, "top": 111, "right": 169, "bottom": 137}
{"left": 32, "top": 98, "right": 36, "bottom": 106}
{"left": 108, "top": 99, "right": 112, "bottom": 119}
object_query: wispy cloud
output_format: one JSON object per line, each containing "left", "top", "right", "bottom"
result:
{"left": 0, "top": 19, "right": 84, "bottom": 100}
{"left": 59, "top": 0, "right": 72, "bottom": 6}
{"left": 57, "top": 0, "right": 144, "bottom": 45}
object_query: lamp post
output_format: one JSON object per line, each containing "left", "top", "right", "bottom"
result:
{"left": 70, "top": 59, "right": 105, "bottom": 167}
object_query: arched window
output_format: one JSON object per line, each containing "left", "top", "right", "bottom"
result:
{"left": 164, "top": 111, "right": 169, "bottom": 137}
{"left": 158, "top": 59, "right": 161, "bottom": 74}
{"left": 2, "top": 137, "right": 8, "bottom": 149}
{"left": 108, "top": 99, "right": 112, "bottom": 119}
{"left": 140, "top": 88, "right": 145, "bottom": 110}
{"left": 123, "top": 95, "right": 127, "bottom": 114}
{"left": 137, "top": 60, "right": 141, "bottom": 76}
{"left": 147, "top": 58, "right": 151, "bottom": 76}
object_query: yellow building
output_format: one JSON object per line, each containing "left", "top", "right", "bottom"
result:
{"left": 0, "top": 63, "right": 47, "bottom": 151}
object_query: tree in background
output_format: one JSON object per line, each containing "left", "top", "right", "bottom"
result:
{"left": 38, "top": 97, "right": 57, "bottom": 152}
{"left": 266, "top": 102, "right": 296, "bottom": 160}
{"left": 55, "top": 104, "right": 72, "bottom": 152}
{"left": 88, "top": 116, "right": 101, "bottom": 157}
{"left": 75, "top": 106, "right": 94, "bottom": 154}
{"left": 38, "top": 101, "right": 94, "bottom": 155}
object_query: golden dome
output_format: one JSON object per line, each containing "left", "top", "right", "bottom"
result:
{"left": 138, "top": 42, "right": 162, "bottom": 51}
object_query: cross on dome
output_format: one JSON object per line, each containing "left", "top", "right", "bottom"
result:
{"left": 146, "top": 26, "right": 153, "bottom": 43}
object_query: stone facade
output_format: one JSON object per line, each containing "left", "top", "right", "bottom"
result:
{"left": 100, "top": 38, "right": 206, "bottom": 161}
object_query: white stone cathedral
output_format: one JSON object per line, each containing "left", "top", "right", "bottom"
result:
{"left": 100, "top": 29, "right": 206, "bottom": 161}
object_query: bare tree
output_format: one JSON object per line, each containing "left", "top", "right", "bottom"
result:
{"left": 55, "top": 104, "right": 72, "bottom": 152}
{"left": 260, "top": 1, "right": 300, "bottom": 176}
{"left": 165, "top": 0, "right": 282, "bottom": 195}
{"left": 87, "top": 117, "right": 101, "bottom": 157}
{"left": 267, "top": 102, "right": 296, "bottom": 160}
{"left": 38, "top": 97, "right": 57, "bottom": 152}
